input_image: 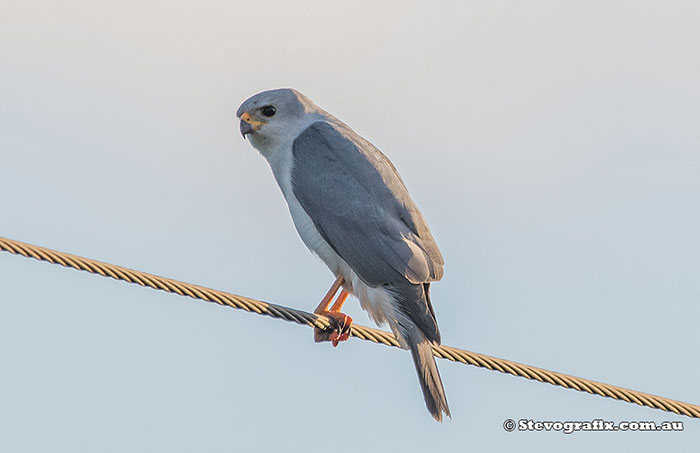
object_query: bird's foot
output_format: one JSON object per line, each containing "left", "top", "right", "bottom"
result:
{"left": 314, "top": 311, "right": 353, "bottom": 347}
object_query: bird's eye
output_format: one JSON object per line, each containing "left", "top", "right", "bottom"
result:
{"left": 261, "top": 105, "right": 277, "bottom": 117}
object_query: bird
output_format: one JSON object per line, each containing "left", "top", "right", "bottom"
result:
{"left": 236, "top": 88, "right": 450, "bottom": 421}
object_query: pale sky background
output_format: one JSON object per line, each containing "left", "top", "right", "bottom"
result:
{"left": 1, "top": 1, "right": 698, "bottom": 451}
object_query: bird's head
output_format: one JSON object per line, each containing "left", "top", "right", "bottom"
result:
{"left": 236, "top": 88, "right": 320, "bottom": 152}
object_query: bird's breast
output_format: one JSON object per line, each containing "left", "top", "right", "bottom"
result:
{"left": 265, "top": 142, "right": 347, "bottom": 276}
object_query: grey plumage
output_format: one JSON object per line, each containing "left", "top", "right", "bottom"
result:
{"left": 291, "top": 122, "right": 444, "bottom": 286}
{"left": 290, "top": 120, "right": 450, "bottom": 420}
{"left": 404, "top": 314, "right": 451, "bottom": 421}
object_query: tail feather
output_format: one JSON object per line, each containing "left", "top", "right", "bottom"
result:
{"left": 405, "top": 325, "right": 451, "bottom": 422}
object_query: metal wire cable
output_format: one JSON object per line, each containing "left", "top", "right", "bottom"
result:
{"left": 1, "top": 235, "right": 698, "bottom": 419}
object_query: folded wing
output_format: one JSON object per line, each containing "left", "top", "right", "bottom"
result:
{"left": 291, "top": 121, "right": 444, "bottom": 287}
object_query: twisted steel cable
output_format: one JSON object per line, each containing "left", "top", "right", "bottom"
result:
{"left": 1, "top": 236, "right": 698, "bottom": 419}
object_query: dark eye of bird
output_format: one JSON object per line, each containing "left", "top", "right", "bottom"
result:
{"left": 262, "top": 105, "right": 276, "bottom": 117}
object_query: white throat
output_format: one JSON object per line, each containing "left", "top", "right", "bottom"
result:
{"left": 248, "top": 114, "right": 322, "bottom": 167}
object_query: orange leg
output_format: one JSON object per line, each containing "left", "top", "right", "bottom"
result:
{"left": 314, "top": 277, "right": 353, "bottom": 347}
{"left": 314, "top": 276, "right": 344, "bottom": 314}
{"left": 330, "top": 289, "right": 349, "bottom": 312}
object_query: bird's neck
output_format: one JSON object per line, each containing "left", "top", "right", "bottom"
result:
{"left": 250, "top": 134, "right": 287, "bottom": 165}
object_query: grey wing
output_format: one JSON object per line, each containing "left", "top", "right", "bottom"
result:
{"left": 291, "top": 121, "right": 444, "bottom": 287}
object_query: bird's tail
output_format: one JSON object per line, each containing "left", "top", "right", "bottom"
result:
{"left": 404, "top": 324, "right": 451, "bottom": 422}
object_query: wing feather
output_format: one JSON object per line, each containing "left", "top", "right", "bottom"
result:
{"left": 291, "top": 121, "right": 444, "bottom": 286}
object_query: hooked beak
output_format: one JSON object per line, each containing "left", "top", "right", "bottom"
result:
{"left": 239, "top": 111, "right": 264, "bottom": 139}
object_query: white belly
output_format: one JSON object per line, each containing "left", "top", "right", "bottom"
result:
{"left": 262, "top": 142, "right": 400, "bottom": 335}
